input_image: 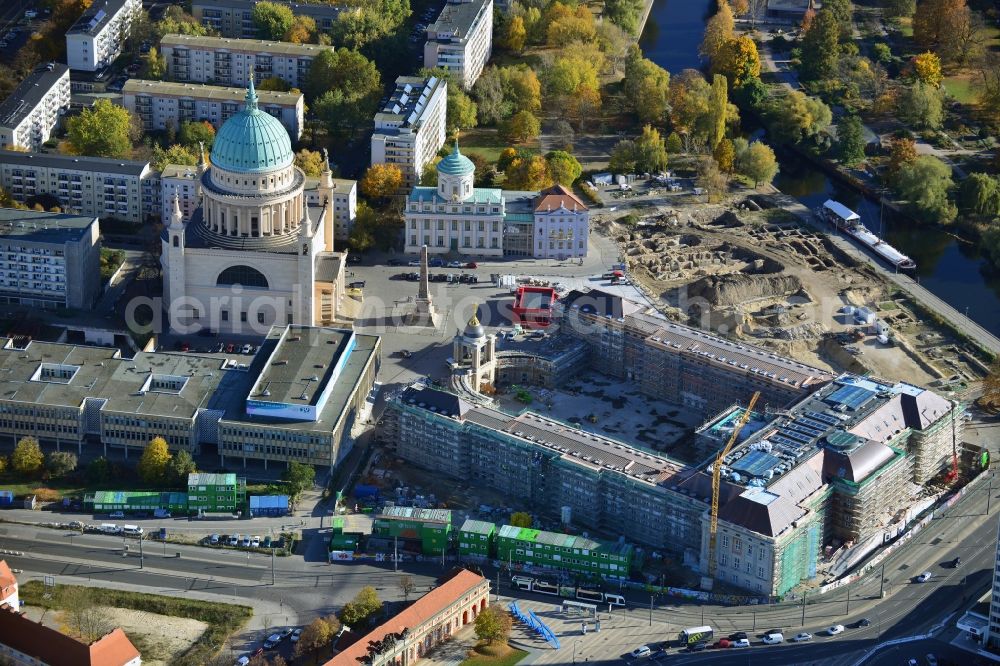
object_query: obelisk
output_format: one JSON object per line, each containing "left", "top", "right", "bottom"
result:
{"left": 406, "top": 245, "right": 439, "bottom": 327}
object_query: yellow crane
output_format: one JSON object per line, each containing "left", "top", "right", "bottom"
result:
{"left": 707, "top": 391, "right": 761, "bottom": 582}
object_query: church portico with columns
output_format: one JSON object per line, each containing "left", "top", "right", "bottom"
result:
{"left": 161, "top": 81, "right": 347, "bottom": 334}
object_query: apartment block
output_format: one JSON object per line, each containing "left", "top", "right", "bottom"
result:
{"left": 0, "top": 209, "right": 101, "bottom": 310}
{"left": 988, "top": 519, "right": 1000, "bottom": 648}
{"left": 0, "top": 150, "right": 157, "bottom": 224}
{"left": 305, "top": 174, "right": 357, "bottom": 243}
{"left": 424, "top": 0, "right": 493, "bottom": 89}
{"left": 0, "top": 325, "right": 380, "bottom": 469}
{"left": 161, "top": 164, "right": 200, "bottom": 223}
{"left": 0, "top": 63, "right": 70, "bottom": 152}
{"left": 191, "top": 0, "right": 344, "bottom": 38}
{"left": 123, "top": 79, "right": 304, "bottom": 139}
{"left": 371, "top": 76, "right": 447, "bottom": 188}
{"left": 160, "top": 33, "right": 333, "bottom": 90}
{"left": 66, "top": 0, "right": 142, "bottom": 72}
{"left": 187, "top": 472, "right": 246, "bottom": 514}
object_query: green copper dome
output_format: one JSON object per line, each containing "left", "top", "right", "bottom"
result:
{"left": 437, "top": 140, "right": 475, "bottom": 176}
{"left": 210, "top": 81, "right": 294, "bottom": 174}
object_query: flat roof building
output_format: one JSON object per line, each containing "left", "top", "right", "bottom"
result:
{"left": 160, "top": 33, "right": 334, "bottom": 90}
{"left": 304, "top": 173, "right": 357, "bottom": 243}
{"left": 122, "top": 79, "right": 304, "bottom": 139}
{"left": 373, "top": 506, "right": 452, "bottom": 555}
{"left": 371, "top": 76, "right": 448, "bottom": 189}
{"left": 496, "top": 525, "right": 633, "bottom": 580}
{"left": 0, "top": 150, "right": 157, "bottom": 224}
{"left": 192, "top": 0, "right": 345, "bottom": 38}
{"left": 0, "top": 208, "right": 101, "bottom": 310}
{"left": 160, "top": 164, "right": 200, "bottom": 223}
{"left": 66, "top": 0, "right": 141, "bottom": 72}
{"left": 0, "top": 63, "right": 70, "bottom": 152}
{"left": 424, "top": 0, "right": 493, "bottom": 89}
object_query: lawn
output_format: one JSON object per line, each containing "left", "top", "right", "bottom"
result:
{"left": 460, "top": 644, "right": 528, "bottom": 666}
{"left": 458, "top": 128, "right": 539, "bottom": 164}
{"left": 943, "top": 75, "right": 977, "bottom": 105}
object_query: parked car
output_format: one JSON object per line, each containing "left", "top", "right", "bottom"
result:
{"left": 388, "top": 258, "right": 405, "bottom": 266}
{"left": 209, "top": 534, "right": 220, "bottom": 545}
{"left": 447, "top": 260, "right": 464, "bottom": 268}
{"left": 854, "top": 618, "right": 871, "bottom": 628}
{"left": 225, "top": 343, "right": 235, "bottom": 353}
{"left": 686, "top": 642, "right": 707, "bottom": 652}
{"left": 241, "top": 344, "right": 252, "bottom": 354}
{"left": 279, "top": 627, "right": 293, "bottom": 640}
{"left": 348, "top": 281, "right": 366, "bottom": 289}
{"left": 241, "top": 536, "right": 251, "bottom": 547}
{"left": 236, "top": 657, "right": 250, "bottom": 666}
{"left": 826, "top": 625, "right": 844, "bottom": 636}
{"left": 263, "top": 536, "right": 271, "bottom": 548}
{"left": 732, "top": 639, "right": 750, "bottom": 648}
{"left": 400, "top": 349, "right": 412, "bottom": 358}
{"left": 793, "top": 632, "right": 812, "bottom": 642}
{"left": 180, "top": 342, "right": 190, "bottom": 352}
{"left": 291, "top": 628, "right": 302, "bottom": 642}
{"left": 951, "top": 557, "right": 962, "bottom": 568}
{"left": 213, "top": 343, "right": 225, "bottom": 352}
{"left": 407, "top": 259, "right": 421, "bottom": 266}
{"left": 429, "top": 258, "right": 444, "bottom": 267}
{"left": 761, "top": 633, "right": 783, "bottom": 645}
{"left": 728, "top": 632, "right": 748, "bottom": 641}
{"left": 109, "top": 511, "right": 125, "bottom": 519}
{"left": 263, "top": 634, "right": 281, "bottom": 649}
{"left": 251, "top": 536, "right": 261, "bottom": 548}
{"left": 229, "top": 534, "right": 240, "bottom": 546}
{"left": 629, "top": 645, "right": 651, "bottom": 659}
{"left": 915, "top": 571, "right": 932, "bottom": 583}
{"left": 466, "top": 261, "right": 478, "bottom": 268}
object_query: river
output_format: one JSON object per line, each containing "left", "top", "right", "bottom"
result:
{"left": 638, "top": 0, "right": 1000, "bottom": 337}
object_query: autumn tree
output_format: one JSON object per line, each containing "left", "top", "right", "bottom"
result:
{"left": 284, "top": 15, "right": 317, "bottom": 44}
{"left": 914, "top": 0, "right": 966, "bottom": 51}
{"left": 730, "top": 0, "right": 749, "bottom": 15}
{"left": 45, "top": 451, "right": 78, "bottom": 478}
{"left": 545, "top": 50, "right": 603, "bottom": 127}
{"left": 979, "top": 53, "right": 1000, "bottom": 120}
{"left": 766, "top": 90, "right": 831, "bottom": 145}
{"left": 697, "top": 158, "right": 729, "bottom": 203}
{"left": 505, "top": 154, "right": 552, "bottom": 190}
{"left": 714, "top": 36, "right": 761, "bottom": 88}
{"left": 545, "top": 3, "right": 596, "bottom": 47}
{"left": 257, "top": 76, "right": 292, "bottom": 92}
{"left": 894, "top": 154, "right": 957, "bottom": 223}
{"left": 737, "top": 141, "right": 779, "bottom": 187}
{"left": 66, "top": 100, "right": 134, "bottom": 158}
{"left": 503, "top": 14, "right": 526, "bottom": 52}
{"left": 610, "top": 125, "right": 669, "bottom": 173}
{"left": 253, "top": 1, "right": 294, "bottom": 40}
{"left": 142, "top": 47, "right": 167, "bottom": 80}
{"left": 339, "top": 586, "right": 382, "bottom": 627}
{"left": 886, "top": 136, "right": 918, "bottom": 181}
{"left": 713, "top": 138, "right": 735, "bottom": 172}
{"left": 153, "top": 6, "right": 211, "bottom": 39}
{"left": 886, "top": 0, "right": 916, "bottom": 18}
{"left": 983, "top": 358, "right": 1000, "bottom": 411}
{"left": 836, "top": 114, "right": 866, "bottom": 167}
{"left": 700, "top": 0, "right": 734, "bottom": 64}
{"left": 473, "top": 65, "right": 541, "bottom": 125}
{"left": 398, "top": 574, "right": 416, "bottom": 601}
{"left": 151, "top": 144, "right": 199, "bottom": 171}
{"left": 800, "top": 9, "right": 840, "bottom": 81}
{"left": 12, "top": 437, "right": 43, "bottom": 476}
{"left": 179, "top": 120, "right": 215, "bottom": 151}
{"left": 911, "top": 52, "right": 943, "bottom": 87}
{"left": 623, "top": 47, "right": 670, "bottom": 125}
{"left": 361, "top": 164, "right": 404, "bottom": 199}
{"left": 137, "top": 437, "right": 172, "bottom": 484}
{"left": 0, "top": 186, "right": 26, "bottom": 210}
{"left": 293, "top": 149, "right": 326, "bottom": 177}
{"left": 475, "top": 607, "right": 513, "bottom": 645}
{"left": 669, "top": 69, "right": 712, "bottom": 151}
{"left": 708, "top": 74, "right": 728, "bottom": 149}
{"left": 545, "top": 151, "right": 582, "bottom": 186}
{"left": 295, "top": 617, "right": 334, "bottom": 660}
{"left": 509, "top": 511, "right": 532, "bottom": 528}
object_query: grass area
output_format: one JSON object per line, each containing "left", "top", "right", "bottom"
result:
{"left": 21, "top": 580, "right": 253, "bottom": 666}
{"left": 459, "top": 128, "right": 539, "bottom": 163}
{"left": 943, "top": 75, "right": 977, "bottom": 105}
{"left": 878, "top": 300, "right": 900, "bottom": 311}
{"left": 461, "top": 643, "right": 529, "bottom": 666}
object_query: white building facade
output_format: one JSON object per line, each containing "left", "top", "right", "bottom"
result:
{"left": 160, "top": 164, "right": 200, "bottom": 224}
{"left": 192, "top": 0, "right": 344, "bottom": 38}
{"left": 160, "top": 34, "right": 332, "bottom": 90}
{"left": 122, "top": 79, "right": 304, "bottom": 139}
{"left": 0, "top": 150, "right": 157, "bottom": 223}
{"left": 161, "top": 82, "right": 347, "bottom": 334}
{"left": 66, "top": 0, "right": 142, "bottom": 72}
{"left": 424, "top": 0, "right": 493, "bottom": 89}
{"left": 371, "top": 76, "right": 447, "bottom": 189}
{"left": 0, "top": 64, "right": 70, "bottom": 152}
{"left": 531, "top": 185, "right": 589, "bottom": 259}
{"left": 304, "top": 171, "right": 357, "bottom": 243}
{"left": 404, "top": 143, "right": 505, "bottom": 256}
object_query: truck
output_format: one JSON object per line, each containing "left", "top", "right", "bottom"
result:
{"left": 678, "top": 626, "right": 713, "bottom": 646}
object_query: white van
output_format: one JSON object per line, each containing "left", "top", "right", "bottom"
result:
{"left": 122, "top": 525, "right": 143, "bottom": 537}
{"left": 100, "top": 523, "right": 121, "bottom": 534}
{"left": 762, "top": 632, "right": 784, "bottom": 644}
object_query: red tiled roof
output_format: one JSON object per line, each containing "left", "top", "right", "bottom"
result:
{"left": 0, "top": 560, "right": 17, "bottom": 602}
{"left": 534, "top": 184, "right": 588, "bottom": 213}
{"left": 0, "top": 604, "right": 140, "bottom": 666}
{"left": 325, "top": 569, "right": 486, "bottom": 665}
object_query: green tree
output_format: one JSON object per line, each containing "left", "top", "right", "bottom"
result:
{"left": 141, "top": 46, "right": 167, "bottom": 80}
{"left": 500, "top": 110, "right": 541, "bottom": 143}
{"left": 604, "top": 0, "right": 643, "bottom": 36}
{"left": 886, "top": 0, "right": 916, "bottom": 18}
{"left": 509, "top": 511, "right": 532, "bottom": 527}
{"left": 958, "top": 173, "right": 1000, "bottom": 218}
{"left": 44, "top": 451, "right": 77, "bottom": 478}
{"left": 178, "top": 120, "right": 215, "bottom": 151}
{"left": 257, "top": 76, "right": 292, "bottom": 92}
{"left": 294, "top": 149, "right": 326, "bottom": 177}
{"left": 86, "top": 456, "right": 111, "bottom": 484}
{"left": 339, "top": 586, "right": 382, "bottom": 627}
{"left": 666, "top": 132, "right": 683, "bottom": 154}
{"left": 473, "top": 66, "right": 541, "bottom": 125}
{"left": 361, "top": 163, "right": 403, "bottom": 199}
{"left": 899, "top": 81, "right": 943, "bottom": 129}
{"left": 766, "top": 90, "right": 831, "bottom": 145}
{"left": 330, "top": 0, "right": 411, "bottom": 51}
{"left": 66, "top": 99, "right": 133, "bottom": 158}
{"left": 623, "top": 47, "right": 670, "bottom": 125}
{"left": 823, "top": 0, "right": 853, "bottom": 38}
{"left": 153, "top": 6, "right": 211, "bottom": 39}
{"left": 282, "top": 461, "right": 316, "bottom": 501}
{"left": 633, "top": 125, "right": 669, "bottom": 172}
{"left": 800, "top": 9, "right": 840, "bottom": 81}
{"left": 11, "top": 436, "right": 43, "bottom": 476}
{"left": 474, "top": 606, "right": 513, "bottom": 645}
{"left": 894, "top": 154, "right": 956, "bottom": 223}
{"left": 138, "top": 437, "right": 172, "bottom": 484}
{"left": 253, "top": 1, "right": 295, "bottom": 40}
{"left": 697, "top": 157, "right": 729, "bottom": 202}
{"left": 151, "top": 144, "right": 199, "bottom": 171}
{"left": 347, "top": 202, "right": 377, "bottom": 252}
{"left": 545, "top": 150, "right": 582, "bottom": 186}
{"left": 708, "top": 74, "right": 728, "bottom": 149}
{"left": 738, "top": 140, "right": 779, "bottom": 186}
{"left": 448, "top": 87, "right": 478, "bottom": 133}
{"left": 873, "top": 43, "right": 892, "bottom": 65}
{"left": 836, "top": 114, "right": 866, "bottom": 167}
{"left": 308, "top": 48, "right": 382, "bottom": 136}
{"left": 167, "top": 450, "right": 197, "bottom": 485}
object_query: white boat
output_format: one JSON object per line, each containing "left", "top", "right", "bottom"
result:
{"left": 817, "top": 200, "right": 916, "bottom": 271}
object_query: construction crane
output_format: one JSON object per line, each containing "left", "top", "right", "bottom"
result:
{"left": 707, "top": 391, "right": 761, "bottom": 583}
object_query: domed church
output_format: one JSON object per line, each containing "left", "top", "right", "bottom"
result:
{"left": 161, "top": 81, "right": 346, "bottom": 333}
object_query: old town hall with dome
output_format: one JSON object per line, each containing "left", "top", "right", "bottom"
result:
{"left": 161, "top": 81, "right": 346, "bottom": 333}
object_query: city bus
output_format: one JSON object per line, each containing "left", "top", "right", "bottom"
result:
{"left": 678, "top": 626, "right": 713, "bottom": 646}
